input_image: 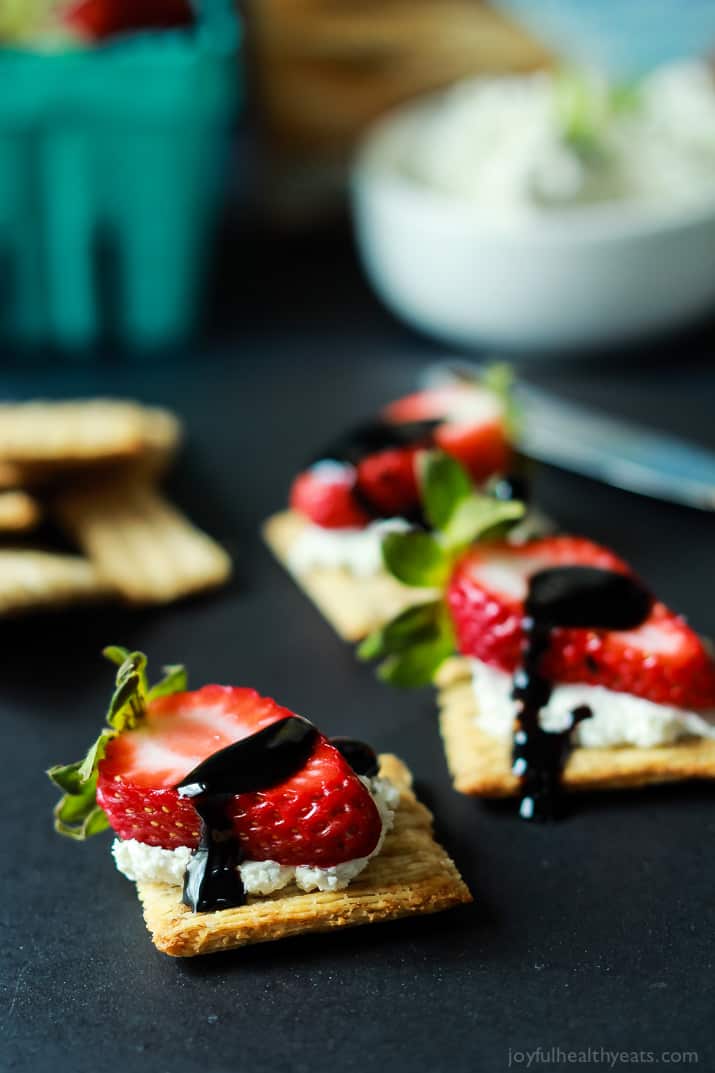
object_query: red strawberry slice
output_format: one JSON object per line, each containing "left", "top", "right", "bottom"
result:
{"left": 290, "top": 463, "right": 370, "bottom": 529}
{"left": 63, "top": 0, "right": 193, "bottom": 39}
{"left": 290, "top": 446, "right": 422, "bottom": 526}
{"left": 96, "top": 686, "right": 382, "bottom": 865}
{"left": 542, "top": 602, "right": 715, "bottom": 711}
{"left": 384, "top": 386, "right": 511, "bottom": 483}
{"left": 447, "top": 536, "right": 715, "bottom": 711}
{"left": 383, "top": 385, "right": 468, "bottom": 423}
{"left": 356, "top": 445, "right": 421, "bottom": 517}
{"left": 448, "top": 537, "right": 630, "bottom": 670}
{"left": 435, "top": 420, "right": 510, "bottom": 483}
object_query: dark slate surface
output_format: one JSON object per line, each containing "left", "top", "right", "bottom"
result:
{"left": 2, "top": 229, "right": 714, "bottom": 1073}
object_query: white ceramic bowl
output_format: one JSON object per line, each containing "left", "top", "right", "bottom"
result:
{"left": 351, "top": 99, "right": 715, "bottom": 352}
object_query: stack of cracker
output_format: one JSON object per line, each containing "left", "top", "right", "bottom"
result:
{"left": 0, "top": 399, "right": 232, "bottom": 615}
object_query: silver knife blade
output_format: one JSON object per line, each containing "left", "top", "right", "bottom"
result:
{"left": 421, "top": 362, "right": 715, "bottom": 511}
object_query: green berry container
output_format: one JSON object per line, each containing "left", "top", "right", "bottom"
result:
{"left": 0, "top": 2, "right": 240, "bottom": 351}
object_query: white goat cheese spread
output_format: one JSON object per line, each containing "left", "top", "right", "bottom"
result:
{"left": 471, "top": 658, "right": 715, "bottom": 748}
{"left": 402, "top": 61, "right": 715, "bottom": 217}
{"left": 288, "top": 517, "right": 411, "bottom": 577}
{"left": 289, "top": 509, "right": 550, "bottom": 577}
{"left": 112, "top": 775, "right": 400, "bottom": 894}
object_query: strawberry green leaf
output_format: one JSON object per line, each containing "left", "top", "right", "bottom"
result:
{"left": 376, "top": 633, "right": 455, "bottom": 688}
{"left": 102, "top": 645, "right": 131, "bottom": 667}
{"left": 56, "top": 806, "right": 110, "bottom": 840}
{"left": 49, "top": 761, "right": 109, "bottom": 839}
{"left": 482, "top": 361, "right": 521, "bottom": 439}
{"left": 53, "top": 768, "right": 110, "bottom": 840}
{"left": 363, "top": 601, "right": 456, "bottom": 688}
{"left": 47, "top": 759, "right": 84, "bottom": 794}
{"left": 148, "top": 664, "right": 188, "bottom": 700}
{"left": 443, "top": 494, "right": 525, "bottom": 550}
{"left": 381, "top": 530, "right": 450, "bottom": 589}
{"left": 48, "top": 647, "right": 187, "bottom": 841}
{"left": 419, "top": 450, "right": 473, "bottom": 531}
{"left": 358, "top": 601, "right": 443, "bottom": 662}
{"left": 77, "top": 727, "right": 120, "bottom": 784}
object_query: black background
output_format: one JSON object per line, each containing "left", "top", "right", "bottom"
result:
{"left": 2, "top": 230, "right": 714, "bottom": 1073}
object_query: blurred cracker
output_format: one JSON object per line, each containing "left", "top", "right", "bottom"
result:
{"left": 263, "top": 510, "right": 435, "bottom": 641}
{"left": 0, "top": 491, "right": 42, "bottom": 532}
{"left": 0, "top": 549, "right": 112, "bottom": 616}
{"left": 438, "top": 657, "right": 715, "bottom": 797}
{"left": 0, "top": 403, "right": 181, "bottom": 488}
{"left": 0, "top": 461, "right": 25, "bottom": 490}
{"left": 134, "top": 406, "right": 182, "bottom": 480}
{"left": 55, "top": 478, "right": 231, "bottom": 605}
{"left": 0, "top": 399, "right": 179, "bottom": 469}
{"left": 136, "top": 753, "right": 472, "bottom": 957}
{"left": 0, "top": 399, "right": 153, "bottom": 465}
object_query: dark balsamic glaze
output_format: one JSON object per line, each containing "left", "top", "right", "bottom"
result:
{"left": 311, "top": 419, "right": 440, "bottom": 470}
{"left": 311, "top": 417, "right": 532, "bottom": 525}
{"left": 175, "top": 719, "right": 382, "bottom": 912}
{"left": 176, "top": 716, "right": 318, "bottom": 912}
{"left": 181, "top": 794, "right": 246, "bottom": 913}
{"left": 330, "top": 737, "right": 379, "bottom": 777}
{"left": 310, "top": 419, "right": 440, "bottom": 523}
{"left": 512, "top": 566, "right": 653, "bottom": 821}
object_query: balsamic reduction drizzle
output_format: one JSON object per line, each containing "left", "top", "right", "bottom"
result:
{"left": 175, "top": 718, "right": 381, "bottom": 912}
{"left": 176, "top": 716, "right": 318, "bottom": 912}
{"left": 311, "top": 419, "right": 440, "bottom": 523}
{"left": 512, "top": 566, "right": 653, "bottom": 821}
{"left": 181, "top": 795, "right": 246, "bottom": 913}
{"left": 310, "top": 418, "right": 531, "bottom": 524}
{"left": 311, "top": 419, "right": 440, "bottom": 470}
{"left": 330, "top": 737, "right": 379, "bottom": 777}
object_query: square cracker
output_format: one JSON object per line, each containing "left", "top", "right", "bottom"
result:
{"left": 55, "top": 477, "right": 231, "bottom": 605}
{"left": 0, "top": 399, "right": 161, "bottom": 465}
{"left": 0, "top": 404, "right": 181, "bottom": 488}
{"left": 437, "top": 657, "right": 715, "bottom": 797}
{"left": 135, "top": 754, "right": 472, "bottom": 957}
{"left": 0, "top": 461, "right": 25, "bottom": 490}
{"left": 0, "top": 491, "right": 41, "bottom": 533}
{"left": 0, "top": 549, "right": 113, "bottom": 615}
{"left": 262, "top": 510, "right": 435, "bottom": 642}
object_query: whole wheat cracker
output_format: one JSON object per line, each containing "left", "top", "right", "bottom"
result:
{"left": 135, "top": 754, "right": 472, "bottom": 957}
{"left": 437, "top": 657, "right": 715, "bottom": 797}
{"left": 0, "top": 399, "right": 159, "bottom": 465}
{"left": 55, "top": 477, "right": 231, "bottom": 605}
{"left": 263, "top": 510, "right": 436, "bottom": 641}
{"left": 0, "top": 491, "right": 41, "bottom": 533}
{"left": 0, "top": 461, "right": 25, "bottom": 490}
{"left": 0, "top": 549, "right": 113, "bottom": 615}
{"left": 0, "top": 403, "right": 181, "bottom": 489}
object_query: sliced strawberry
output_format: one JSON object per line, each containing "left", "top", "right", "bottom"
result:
{"left": 290, "top": 462, "right": 370, "bottom": 529}
{"left": 448, "top": 537, "right": 630, "bottom": 670}
{"left": 96, "top": 686, "right": 382, "bottom": 865}
{"left": 543, "top": 602, "right": 715, "bottom": 710}
{"left": 435, "top": 419, "right": 511, "bottom": 483}
{"left": 447, "top": 537, "right": 715, "bottom": 710}
{"left": 356, "top": 445, "right": 421, "bottom": 517}
{"left": 385, "top": 385, "right": 511, "bottom": 484}
{"left": 383, "top": 385, "right": 468, "bottom": 423}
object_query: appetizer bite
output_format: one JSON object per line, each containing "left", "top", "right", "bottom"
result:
{"left": 263, "top": 368, "right": 522, "bottom": 641}
{"left": 48, "top": 648, "right": 470, "bottom": 956}
{"left": 361, "top": 453, "right": 715, "bottom": 820}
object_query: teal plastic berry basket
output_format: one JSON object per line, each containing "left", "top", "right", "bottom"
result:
{"left": 0, "top": 2, "right": 240, "bottom": 351}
